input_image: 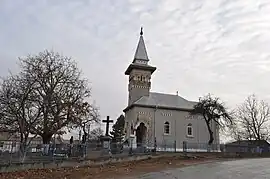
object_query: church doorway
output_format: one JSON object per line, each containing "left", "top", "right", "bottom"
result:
{"left": 136, "top": 122, "right": 147, "bottom": 147}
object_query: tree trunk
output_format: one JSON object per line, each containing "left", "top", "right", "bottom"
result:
{"left": 42, "top": 134, "right": 53, "bottom": 144}
{"left": 206, "top": 122, "right": 214, "bottom": 145}
{"left": 19, "top": 135, "right": 28, "bottom": 163}
{"left": 19, "top": 141, "right": 26, "bottom": 155}
{"left": 41, "top": 134, "right": 53, "bottom": 155}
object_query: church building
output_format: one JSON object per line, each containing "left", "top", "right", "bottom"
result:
{"left": 123, "top": 28, "right": 220, "bottom": 151}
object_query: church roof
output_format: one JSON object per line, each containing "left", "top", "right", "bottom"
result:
{"left": 133, "top": 28, "right": 149, "bottom": 62}
{"left": 125, "top": 28, "right": 156, "bottom": 75}
{"left": 124, "top": 92, "right": 197, "bottom": 112}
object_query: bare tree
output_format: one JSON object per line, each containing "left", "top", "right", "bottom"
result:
{"left": 73, "top": 102, "right": 100, "bottom": 137}
{"left": 0, "top": 75, "right": 40, "bottom": 158}
{"left": 190, "top": 93, "right": 233, "bottom": 145}
{"left": 18, "top": 50, "right": 93, "bottom": 144}
{"left": 0, "top": 50, "right": 95, "bottom": 145}
{"left": 89, "top": 127, "right": 104, "bottom": 140}
{"left": 231, "top": 94, "right": 270, "bottom": 141}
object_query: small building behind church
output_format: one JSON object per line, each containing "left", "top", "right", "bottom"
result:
{"left": 123, "top": 29, "right": 220, "bottom": 152}
{"left": 224, "top": 140, "right": 270, "bottom": 153}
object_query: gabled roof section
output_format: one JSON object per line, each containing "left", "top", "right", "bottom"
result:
{"left": 135, "top": 92, "right": 197, "bottom": 109}
{"left": 123, "top": 92, "right": 197, "bottom": 112}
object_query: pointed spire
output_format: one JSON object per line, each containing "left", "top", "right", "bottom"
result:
{"left": 133, "top": 27, "right": 149, "bottom": 63}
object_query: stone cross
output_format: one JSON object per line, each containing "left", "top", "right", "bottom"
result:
{"left": 102, "top": 116, "right": 113, "bottom": 136}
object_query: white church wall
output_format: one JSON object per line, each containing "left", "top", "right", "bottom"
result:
{"left": 124, "top": 109, "right": 136, "bottom": 138}
{"left": 153, "top": 108, "right": 220, "bottom": 149}
{"left": 124, "top": 106, "right": 220, "bottom": 150}
{"left": 154, "top": 108, "right": 180, "bottom": 145}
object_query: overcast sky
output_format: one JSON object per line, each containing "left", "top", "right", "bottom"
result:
{"left": 1, "top": 0, "right": 270, "bottom": 139}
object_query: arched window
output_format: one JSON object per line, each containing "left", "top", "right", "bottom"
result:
{"left": 187, "top": 123, "right": 193, "bottom": 136}
{"left": 164, "top": 121, "right": 170, "bottom": 134}
{"left": 142, "top": 76, "right": 145, "bottom": 81}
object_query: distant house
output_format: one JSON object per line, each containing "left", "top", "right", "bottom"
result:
{"left": 0, "top": 131, "right": 20, "bottom": 152}
{"left": 0, "top": 131, "right": 66, "bottom": 153}
{"left": 225, "top": 140, "right": 270, "bottom": 153}
{"left": 0, "top": 132, "right": 44, "bottom": 153}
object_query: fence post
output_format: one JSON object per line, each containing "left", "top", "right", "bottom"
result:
{"left": 207, "top": 143, "right": 212, "bottom": 152}
{"left": 154, "top": 137, "right": 157, "bottom": 153}
{"left": 174, "top": 140, "right": 177, "bottom": 153}
{"left": 164, "top": 141, "right": 167, "bottom": 152}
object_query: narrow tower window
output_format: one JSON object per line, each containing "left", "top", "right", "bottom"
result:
{"left": 142, "top": 76, "right": 145, "bottom": 81}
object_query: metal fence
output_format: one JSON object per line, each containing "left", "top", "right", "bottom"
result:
{"left": 1, "top": 139, "right": 269, "bottom": 167}
{"left": 156, "top": 141, "right": 220, "bottom": 152}
{"left": 0, "top": 140, "right": 224, "bottom": 165}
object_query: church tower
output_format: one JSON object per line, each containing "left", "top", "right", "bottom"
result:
{"left": 125, "top": 28, "right": 156, "bottom": 105}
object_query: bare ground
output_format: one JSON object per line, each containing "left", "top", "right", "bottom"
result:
{"left": 0, "top": 155, "right": 223, "bottom": 179}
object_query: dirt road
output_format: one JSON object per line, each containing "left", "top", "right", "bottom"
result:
{"left": 122, "top": 158, "right": 270, "bottom": 179}
{"left": 0, "top": 155, "right": 222, "bottom": 179}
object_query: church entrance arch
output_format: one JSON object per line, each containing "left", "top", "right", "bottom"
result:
{"left": 136, "top": 122, "right": 147, "bottom": 147}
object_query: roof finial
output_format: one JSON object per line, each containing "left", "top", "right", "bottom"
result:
{"left": 140, "top": 27, "right": 143, "bottom": 36}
